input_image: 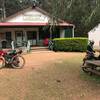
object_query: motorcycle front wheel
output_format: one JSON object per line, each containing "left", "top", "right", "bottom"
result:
{"left": 0, "top": 56, "right": 5, "bottom": 68}
{"left": 11, "top": 55, "right": 25, "bottom": 69}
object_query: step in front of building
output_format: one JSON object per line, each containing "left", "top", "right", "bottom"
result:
{"left": 31, "top": 46, "right": 49, "bottom": 51}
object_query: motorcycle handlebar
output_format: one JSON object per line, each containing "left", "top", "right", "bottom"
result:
{"left": 17, "top": 49, "right": 23, "bottom": 54}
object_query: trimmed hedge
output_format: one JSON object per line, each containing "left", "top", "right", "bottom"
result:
{"left": 53, "top": 38, "right": 88, "bottom": 52}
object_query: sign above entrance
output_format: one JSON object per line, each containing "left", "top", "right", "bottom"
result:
{"left": 23, "top": 14, "right": 48, "bottom": 22}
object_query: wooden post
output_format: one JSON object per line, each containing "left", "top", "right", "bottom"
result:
{"left": 11, "top": 41, "right": 15, "bottom": 50}
{"left": 72, "top": 25, "right": 75, "bottom": 38}
{"left": 27, "top": 40, "right": 31, "bottom": 53}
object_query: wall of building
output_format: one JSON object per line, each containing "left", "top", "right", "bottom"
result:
{"left": 60, "top": 29, "right": 65, "bottom": 38}
{"left": 88, "top": 32, "right": 100, "bottom": 49}
{"left": 60, "top": 27, "right": 73, "bottom": 38}
{"left": 65, "top": 27, "right": 72, "bottom": 37}
{"left": 88, "top": 25, "right": 100, "bottom": 49}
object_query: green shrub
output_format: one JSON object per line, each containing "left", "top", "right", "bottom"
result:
{"left": 53, "top": 38, "right": 88, "bottom": 52}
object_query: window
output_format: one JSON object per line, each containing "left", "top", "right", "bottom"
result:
{"left": 6, "top": 32, "right": 12, "bottom": 41}
{"left": 27, "top": 31, "right": 37, "bottom": 40}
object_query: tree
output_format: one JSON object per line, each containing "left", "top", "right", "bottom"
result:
{"left": 42, "top": 0, "right": 100, "bottom": 37}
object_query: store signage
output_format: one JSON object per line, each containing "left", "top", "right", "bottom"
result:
{"left": 23, "top": 14, "right": 47, "bottom": 21}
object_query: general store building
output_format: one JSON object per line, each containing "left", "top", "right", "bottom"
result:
{"left": 0, "top": 6, "right": 75, "bottom": 48}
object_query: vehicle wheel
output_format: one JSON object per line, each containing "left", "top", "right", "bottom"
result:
{"left": 0, "top": 57, "right": 5, "bottom": 68}
{"left": 11, "top": 55, "right": 25, "bottom": 69}
{"left": 82, "top": 67, "right": 89, "bottom": 73}
{"left": 81, "top": 63, "right": 89, "bottom": 73}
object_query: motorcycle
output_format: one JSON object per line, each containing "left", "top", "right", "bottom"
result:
{"left": 82, "top": 50, "right": 100, "bottom": 73}
{"left": 83, "top": 51, "right": 95, "bottom": 65}
{"left": 0, "top": 49, "right": 25, "bottom": 69}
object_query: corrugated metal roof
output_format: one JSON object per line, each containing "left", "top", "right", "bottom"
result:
{"left": 0, "top": 22, "right": 73, "bottom": 27}
{"left": 0, "top": 22, "right": 48, "bottom": 26}
{"left": 0, "top": 7, "right": 74, "bottom": 27}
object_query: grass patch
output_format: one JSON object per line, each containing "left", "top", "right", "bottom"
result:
{"left": 80, "top": 71, "right": 100, "bottom": 83}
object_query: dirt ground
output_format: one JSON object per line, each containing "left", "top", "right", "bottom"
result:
{"left": 0, "top": 51, "right": 100, "bottom": 100}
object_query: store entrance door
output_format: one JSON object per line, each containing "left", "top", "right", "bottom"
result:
{"left": 27, "top": 31, "right": 37, "bottom": 46}
{"left": 15, "top": 31, "right": 23, "bottom": 47}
